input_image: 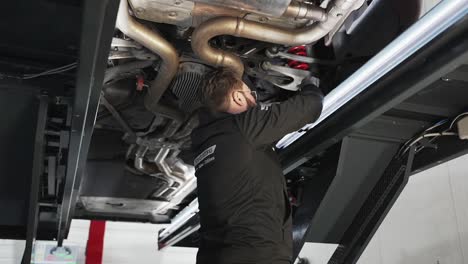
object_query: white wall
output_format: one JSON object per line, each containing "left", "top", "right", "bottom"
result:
{"left": 295, "top": 154, "right": 468, "bottom": 264}
{"left": 0, "top": 239, "right": 25, "bottom": 264}
{"left": 356, "top": 153, "right": 468, "bottom": 264}
{"left": 102, "top": 222, "right": 197, "bottom": 264}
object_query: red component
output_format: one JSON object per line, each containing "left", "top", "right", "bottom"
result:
{"left": 287, "top": 190, "right": 298, "bottom": 206}
{"left": 136, "top": 75, "right": 145, "bottom": 91}
{"left": 86, "top": 220, "right": 106, "bottom": 264}
{"left": 287, "top": 45, "right": 309, "bottom": 70}
{"left": 288, "top": 46, "right": 307, "bottom": 55}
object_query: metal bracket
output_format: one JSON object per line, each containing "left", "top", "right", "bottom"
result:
{"left": 266, "top": 48, "right": 337, "bottom": 65}
{"left": 57, "top": 0, "right": 120, "bottom": 246}
{"left": 21, "top": 95, "right": 48, "bottom": 264}
{"left": 261, "top": 61, "right": 313, "bottom": 91}
{"left": 158, "top": 198, "right": 199, "bottom": 249}
{"left": 100, "top": 92, "right": 137, "bottom": 143}
{"left": 405, "top": 137, "right": 438, "bottom": 177}
{"left": 111, "top": 37, "right": 142, "bottom": 49}
{"left": 324, "top": 0, "right": 367, "bottom": 46}
{"left": 404, "top": 145, "right": 416, "bottom": 178}
{"left": 109, "top": 37, "right": 157, "bottom": 60}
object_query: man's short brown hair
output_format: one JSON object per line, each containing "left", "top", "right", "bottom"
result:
{"left": 200, "top": 67, "right": 243, "bottom": 112}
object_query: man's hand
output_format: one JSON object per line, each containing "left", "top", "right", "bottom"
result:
{"left": 299, "top": 81, "right": 324, "bottom": 100}
{"left": 235, "top": 82, "right": 324, "bottom": 147}
{"left": 300, "top": 83, "right": 324, "bottom": 98}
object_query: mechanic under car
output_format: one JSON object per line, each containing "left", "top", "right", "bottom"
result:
{"left": 191, "top": 68, "right": 324, "bottom": 264}
{"left": 4, "top": 0, "right": 468, "bottom": 263}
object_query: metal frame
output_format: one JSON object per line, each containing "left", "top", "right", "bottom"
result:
{"left": 279, "top": 16, "right": 468, "bottom": 172}
{"left": 21, "top": 95, "right": 48, "bottom": 264}
{"left": 291, "top": 144, "right": 341, "bottom": 259}
{"left": 57, "top": 0, "right": 119, "bottom": 245}
{"left": 412, "top": 136, "right": 468, "bottom": 175}
{"left": 276, "top": 0, "right": 468, "bottom": 148}
{"left": 325, "top": 19, "right": 468, "bottom": 263}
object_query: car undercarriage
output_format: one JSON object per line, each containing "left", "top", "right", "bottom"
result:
{"left": 1, "top": 0, "right": 467, "bottom": 263}
{"left": 82, "top": 0, "right": 392, "bottom": 223}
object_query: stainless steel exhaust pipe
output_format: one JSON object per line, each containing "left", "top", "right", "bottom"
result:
{"left": 283, "top": 1, "right": 328, "bottom": 21}
{"left": 115, "top": 0, "right": 179, "bottom": 112}
{"left": 153, "top": 148, "right": 197, "bottom": 202}
{"left": 133, "top": 145, "right": 196, "bottom": 201}
{"left": 192, "top": 0, "right": 363, "bottom": 75}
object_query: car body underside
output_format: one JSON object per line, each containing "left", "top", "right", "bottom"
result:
{"left": 0, "top": 0, "right": 467, "bottom": 263}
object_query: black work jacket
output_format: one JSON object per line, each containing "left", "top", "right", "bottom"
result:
{"left": 191, "top": 91, "right": 323, "bottom": 264}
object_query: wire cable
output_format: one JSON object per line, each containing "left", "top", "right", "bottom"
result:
{"left": 447, "top": 112, "right": 468, "bottom": 131}
{"left": 397, "top": 113, "right": 466, "bottom": 157}
{"left": 20, "top": 62, "right": 78, "bottom": 79}
{"left": 397, "top": 119, "right": 448, "bottom": 156}
{"left": 400, "top": 131, "right": 458, "bottom": 156}
{"left": 424, "top": 119, "right": 449, "bottom": 132}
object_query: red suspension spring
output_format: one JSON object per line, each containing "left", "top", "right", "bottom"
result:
{"left": 287, "top": 45, "right": 309, "bottom": 70}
